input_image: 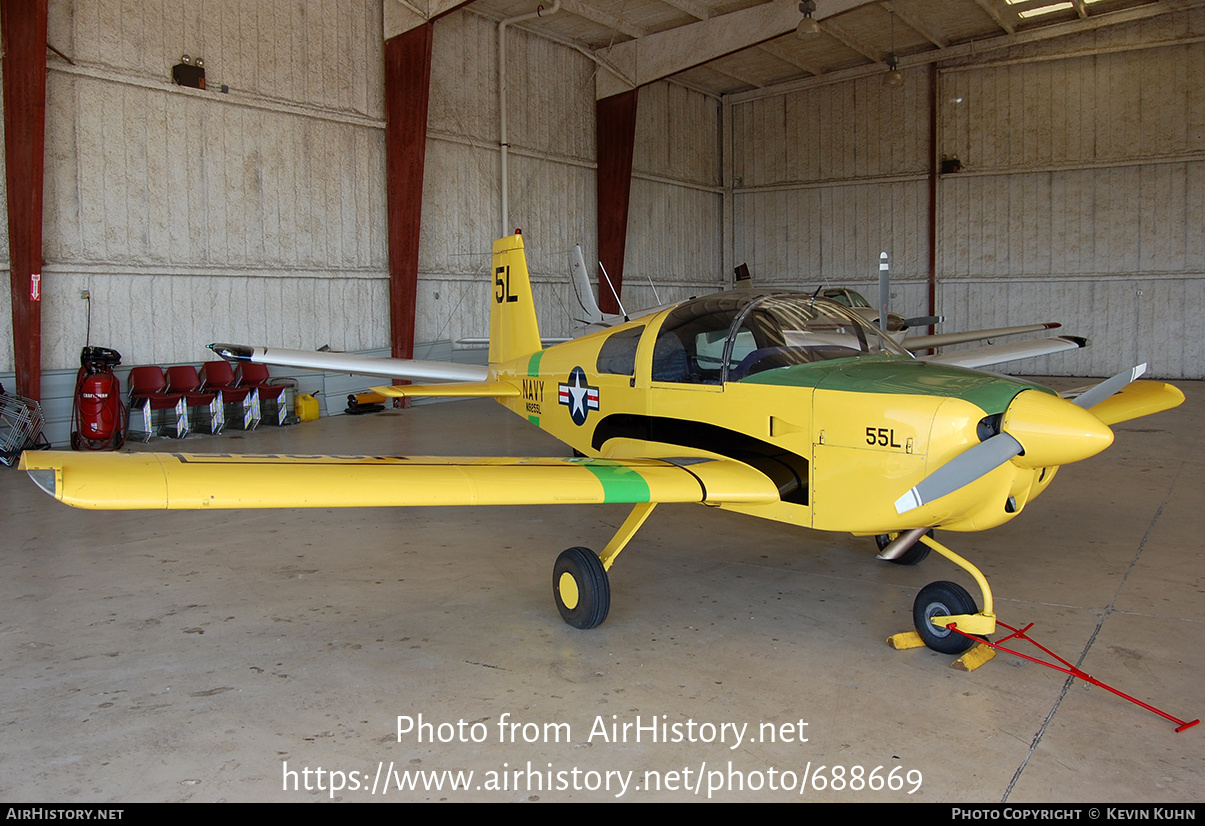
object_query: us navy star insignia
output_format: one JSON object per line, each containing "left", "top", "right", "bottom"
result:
{"left": 558, "top": 366, "right": 599, "bottom": 426}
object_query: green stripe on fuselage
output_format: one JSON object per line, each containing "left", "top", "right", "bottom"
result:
{"left": 527, "top": 349, "right": 544, "bottom": 377}
{"left": 743, "top": 355, "right": 1053, "bottom": 414}
{"left": 527, "top": 350, "right": 545, "bottom": 425}
{"left": 580, "top": 462, "right": 652, "bottom": 503}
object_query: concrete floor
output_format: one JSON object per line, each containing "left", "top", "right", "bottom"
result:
{"left": 2, "top": 381, "right": 1202, "bottom": 803}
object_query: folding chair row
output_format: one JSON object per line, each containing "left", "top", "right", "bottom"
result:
{"left": 126, "top": 362, "right": 273, "bottom": 441}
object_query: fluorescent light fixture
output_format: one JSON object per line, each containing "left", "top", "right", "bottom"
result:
{"left": 1018, "top": 2, "right": 1073, "bottom": 16}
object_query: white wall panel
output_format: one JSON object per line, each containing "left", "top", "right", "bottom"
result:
{"left": 416, "top": 12, "right": 600, "bottom": 344}
{"left": 623, "top": 82, "right": 723, "bottom": 298}
{"left": 937, "top": 19, "right": 1205, "bottom": 378}
{"left": 730, "top": 66, "right": 930, "bottom": 299}
{"left": 731, "top": 12, "right": 1204, "bottom": 379}
{"left": 1, "top": 0, "right": 389, "bottom": 372}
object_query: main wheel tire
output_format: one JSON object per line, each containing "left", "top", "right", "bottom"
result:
{"left": 913, "top": 580, "right": 978, "bottom": 655}
{"left": 553, "top": 547, "right": 610, "bottom": 629}
{"left": 875, "top": 529, "right": 933, "bottom": 565}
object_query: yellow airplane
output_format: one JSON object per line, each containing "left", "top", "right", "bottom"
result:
{"left": 20, "top": 232, "right": 1185, "bottom": 655}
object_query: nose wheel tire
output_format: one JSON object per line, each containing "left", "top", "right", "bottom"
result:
{"left": 554, "top": 547, "right": 610, "bottom": 629}
{"left": 913, "top": 580, "right": 978, "bottom": 654}
{"left": 875, "top": 529, "right": 933, "bottom": 565}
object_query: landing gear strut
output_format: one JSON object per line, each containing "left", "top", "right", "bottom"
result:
{"left": 888, "top": 533, "right": 998, "bottom": 665}
{"left": 552, "top": 502, "right": 657, "bottom": 630}
{"left": 875, "top": 529, "right": 933, "bottom": 565}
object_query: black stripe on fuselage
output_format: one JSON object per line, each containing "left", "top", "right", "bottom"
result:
{"left": 591, "top": 414, "right": 809, "bottom": 505}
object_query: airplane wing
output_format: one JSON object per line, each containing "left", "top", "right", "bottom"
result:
{"left": 208, "top": 343, "right": 488, "bottom": 383}
{"left": 19, "top": 451, "right": 781, "bottom": 511}
{"left": 903, "top": 323, "right": 1063, "bottom": 352}
{"left": 1082, "top": 379, "right": 1185, "bottom": 426}
{"left": 920, "top": 335, "right": 1087, "bottom": 370}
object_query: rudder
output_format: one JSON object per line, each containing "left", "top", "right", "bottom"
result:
{"left": 490, "top": 231, "right": 542, "bottom": 365}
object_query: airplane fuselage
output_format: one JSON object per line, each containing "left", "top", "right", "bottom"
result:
{"left": 493, "top": 293, "right": 1062, "bottom": 536}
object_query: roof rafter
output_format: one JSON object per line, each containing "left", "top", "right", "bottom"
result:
{"left": 757, "top": 38, "right": 824, "bottom": 77}
{"left": 970, "top": 0, "right": 1017, "bottom": 35}
{"left": 594, "top": 0, "right": 872, "bottom": 98}
{"left": 880, "top": 1, "right": 949, "bottom": 48}
{"left": 384, "top": 0, "right": 474, "bottom": 39}
{"left": 561, "top": 0, "right": 649, "bottom": 40}
{"left": 657, "top": 0, "right": 712, "bottom": 21}
{"left": 820, "top": 18, "right": 885, "bottom": 62}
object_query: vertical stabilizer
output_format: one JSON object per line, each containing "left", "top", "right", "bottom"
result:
{"left": 570, "top": 244, "right": 604, "bottom": 324}
{"left": 490, "top": 232, "right": 542, "bottom": 364}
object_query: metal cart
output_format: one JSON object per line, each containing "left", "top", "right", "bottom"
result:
{"left": 0, "top": 383, "right": 51, "bottom": 467}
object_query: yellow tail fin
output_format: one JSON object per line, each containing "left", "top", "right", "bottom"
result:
{"left": 489, "top": 231, "right": 542, "bottom": 364}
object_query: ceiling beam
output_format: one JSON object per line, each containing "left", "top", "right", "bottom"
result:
{"left": 730, "top": 0, "right": 1195, "bottom": 103}
{"left": 969, "top": 0, "right": 1016, "bottom": 35}
{"left": 383, "top": 0, "right": 474, "bottom": 39}
{"left": 880, "top": 1, "right": 948, "bottom": 48}
{"left": 706, "top": 60, "right": 767, "bottom": 90}
{"left": 562, "top": 0, "right": 648, "bottom": 40}
{"left": 757, "top": 38, "right": 824, "bottom": 77}
{"left": 657, "top": 0, "right": 711, "bottom": 21}
{"left": 820, "top": 17, "right": 885, "bottom": 62}
{"left": 595, "top": 0, "right": 873, "bottom": 98}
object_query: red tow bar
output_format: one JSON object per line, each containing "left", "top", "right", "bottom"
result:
{"left": 951, "top": 620, "right": 1199, "bottom": 733}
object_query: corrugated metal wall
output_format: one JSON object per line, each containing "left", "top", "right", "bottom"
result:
{"left": 625, "top": 82, "right": 724, "bottom": 310}
{"left": 729, "top": 70, "right": 929, "bottom": 313}
{"left": 730, "top": 8, "right": 1204, "bottom": 379}
{"left": 937, "top": 19, "right": 1205, "bottom": 378}
{"left": 3, "top": 4, "right": 1199, "bottom": 379}
{"left": 0, "top": 3, "right": 721, "bottom": 373}
{"left": 0, "top": 0, "right": 389, "bottom": 372}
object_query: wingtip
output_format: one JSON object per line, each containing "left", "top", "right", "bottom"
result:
{"left": 208, "top": 343, "right": 254, "bottom": 362}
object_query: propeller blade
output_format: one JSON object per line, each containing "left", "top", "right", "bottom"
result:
{"left": 1072, "top": 363, "right": 1147, "bottom": 412}
{"left": 896, "top": 388, "right": 1116, "bottom": 515}
{"left": 895, "top": 432, "right": 1023, "bottom": 514}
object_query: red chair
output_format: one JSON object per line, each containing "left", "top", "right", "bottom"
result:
{"left": 236, "top": 363, "right": 290, "bottom": 426}
{"left": 164, "top": 366, "right": 223, "bottom": 435}
{"left": 127, "top": 366, "right": 188, "bottom": 440}
{"left": 200, "top": 361, "right": 260, "bottom": 430}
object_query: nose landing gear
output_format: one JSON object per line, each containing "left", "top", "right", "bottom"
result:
{"left": 888, "top": 533, "right": 998, "bottom": 670}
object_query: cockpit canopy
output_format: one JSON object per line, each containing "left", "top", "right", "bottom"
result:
{"left": 647, "top": 292, "right": 910, "bottom": 385}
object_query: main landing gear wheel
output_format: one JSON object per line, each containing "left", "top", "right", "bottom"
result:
{"left": 876, "top": 529, "right": 933, "bottom": 565}
{"left": 913, "top": 580, "right": 978, "bottom": 655}
{"left": 553, "top": 547, "right": 610, "bottom": 630}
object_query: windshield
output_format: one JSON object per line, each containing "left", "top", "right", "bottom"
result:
{"left": 650, "top": 293, "right": 909, "bottom": 385}
{"left": 724, "top": 294, "right": 908, "bottom": 382}
{"left": 821, "top": 288, "right": 871, "bottom": 309}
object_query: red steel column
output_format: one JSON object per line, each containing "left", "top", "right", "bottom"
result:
{"left": 2, "top": 0, "right": 49, "bottom": 400}
{"left": 595, "top": 89, "right": 638, "bottom": 315}
{"left": 383, "top": 23, "right": 434, "bottom": 364}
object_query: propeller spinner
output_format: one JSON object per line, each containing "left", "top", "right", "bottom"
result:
{"left": 894, "top": 369, "right": 1134, "bottom": 516}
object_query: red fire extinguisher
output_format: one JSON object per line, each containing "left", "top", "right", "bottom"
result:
{"left": 71, "top": 346, "right": 126, "bottom": 450}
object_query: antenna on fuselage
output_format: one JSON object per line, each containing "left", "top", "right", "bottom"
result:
{"left": 598, "top": 261, "right": 629, "bottom": 322}
{"left": 645, "top": 272, "right": 662, "bottom": 305}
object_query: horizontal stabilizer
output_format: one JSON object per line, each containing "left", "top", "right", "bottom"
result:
{"left": 208, "top": 343, "right": 488, "bottom": 383}
{"left": 19, "top": 451, "right": 780, "bottom": 511}
{"left": 922, "top": 336, "right": 1087, "bottom": 370}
